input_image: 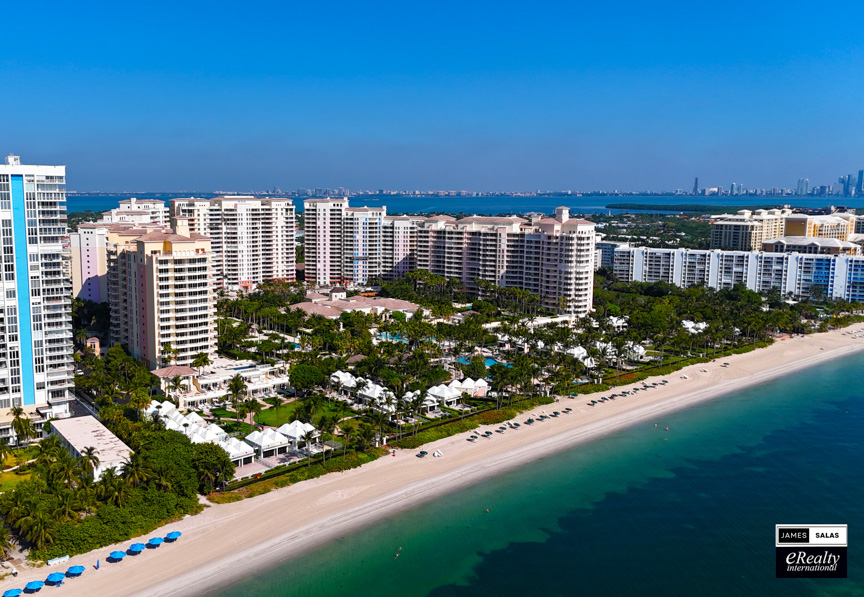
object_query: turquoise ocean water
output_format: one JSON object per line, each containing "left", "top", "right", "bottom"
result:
{"left": 214, "top": 351, "right": 864, "bottom": 596}
{"left": 67, "top": 193, "right": 864, "bottom": 216}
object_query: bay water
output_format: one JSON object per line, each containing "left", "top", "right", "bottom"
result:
{"left": 67, "top": 193, "right": 864, "bottom": 217}
{"left": 212, "top": 351, "right": 863, "bottom": 596}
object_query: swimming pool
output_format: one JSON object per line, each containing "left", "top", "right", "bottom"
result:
{"left": 457, "top": 356, "right": 512, "bottom": 368}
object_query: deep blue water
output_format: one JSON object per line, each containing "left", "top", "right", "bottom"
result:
{"left": 66, "top": 193, "right": 864, "bottom": 216}
{"left": 213, "top": 350, "right": 864, "bottom": 596}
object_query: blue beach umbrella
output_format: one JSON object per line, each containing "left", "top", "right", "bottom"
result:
{"left": 45, "top": 572, "right": 65, "bottom": 583}
{"left": 109, "top": 550, "right": 126, "bottom": 561}
{"left": 129, "top": 543, "right": 146, "bottom": 553}
{"left": 148, "top": 537, "right": 163, "bottom": 547}
{"left": 3, "top": 589, "right": 22, "bottom": 597}
{"left": 165, "top": 531, "right": 182, "bottom": 541}
{"left": 66, "top": 565, "right": 85, "bottom": 577}
{"left": 24, "top": 580, "right": 43, "bottom": 591}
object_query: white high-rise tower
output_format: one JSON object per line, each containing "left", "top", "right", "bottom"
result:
{"left": 0, "top": 155, "right": 73, "bottom": 440}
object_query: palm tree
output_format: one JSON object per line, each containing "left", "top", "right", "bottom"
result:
{"left": 356, "top": 423, "right": 376, "bottom": 451}
{"left": 8, "top": 406, "right": 36, "bottom": 447}
{"left": 122, "top": 452, "right": 151, "bottom": 488}
{"left": 241, "top": 398, "right": 263, "bottom": 430}
{"left": 192, "top": 352, "right": 212, "bottom": 375}
{"left": 341, "top": 426, "right": 354, "bottom": 460}
{"left": 52, "top": 491, "right": 82, "bottom": 522}
{"left": 227, "top": 374, "right": 248, "bottom": 407}
{"left": 271, "top": 395, "right": 287, "bottom": 423}
{"left": 51, "top": 453, "right": 81, "bottom": 489}
{"left": 0, "top": 525, "right": 14, "bottom": 561}
{"left": 75, "top": 475, "right": 98, "bottom": 514}
{"left": 79, "top": 446, "right": 100, "bottom": 478}
{"left": 20, "top": 507, "right": 56, "bottom": 551}
{"left": 317, "top": 416, "right": 336, "bottom": 464}
{"left": 161, "top": 342, "right": 178, "bottom": 367}
{"left": 35, "top": 435, "right": 61, "bottom": 466}
{"left": 0, "top": 438, "right": 12, "bottom": 469}
{"left": 167, "top": 375, "right": 185, "bottom": 399}
{"left": 302, "top": 430, "right": 316, "bottom": 467}
{"left": 74, "top": 328, "right": 88, "bottom": 348}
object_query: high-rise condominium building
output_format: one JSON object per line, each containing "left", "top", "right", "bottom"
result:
{"left": 796, "top": 178, "right": 809, "bottom": 196}
{"left": 343, "top": 206, "right": 385, "bottom": 284}
{"left": 710, "top": 208, "right": 791, "bottom": 250}
{"left": 613, "top": 245, "right": 864, "bottom": 302}
{"left": 109, "top": 220, "right": 216, "bottom": 369}
{"left": 170, "top": 196, "right": 296, "bottom": 290}
{"left": 382, "top": 216, "right": 423, "bottom": 279}
{"left": 415, "top": 207, "right": 596, "bottom": 315}
{"left": 0, "top": 155, "right": 73, "bottom": 440}
{"left": 303, "top": 199, "right": 389, "bottom": 286}
{"left": 303, "top": 198, "right": 348, "bottom": 285}
{"left": 70, "top": 221, "right": 166, "bottom": 302}
{"left": 100, "top": 197, "right": 169, "bottom": 225}
{"left": 305, "top": 201, "right": 596, "bottom": 315}
{"left": 783, "top": 213, "right": 856, "bottom": 240}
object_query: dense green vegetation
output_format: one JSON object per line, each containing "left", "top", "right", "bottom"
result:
{"left": 590, "top": 212, "right": 713, "bottom": 249}
{"left": 67, "top": 210, "right": 101, "bottom": 232}
{"left": 0, "top": 347, "right": 237, "bottom": 561}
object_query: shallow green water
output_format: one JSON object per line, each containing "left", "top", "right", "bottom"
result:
{"left": 215, "top": 352, "right": 864, "bottom": 596}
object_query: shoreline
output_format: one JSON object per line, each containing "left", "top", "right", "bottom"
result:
{"left": 4, "top": 327, "right": 864, "bottom": 596}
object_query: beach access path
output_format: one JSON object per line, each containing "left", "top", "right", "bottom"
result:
{"left": 3, "top": 326, "right": 863, "bottom": 597}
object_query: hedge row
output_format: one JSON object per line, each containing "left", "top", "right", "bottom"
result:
{"left": 390, "top": 396, "right": 554, "bottom": 449}
{"left": 216, "top": 448, "right": 386, "bottom": 501}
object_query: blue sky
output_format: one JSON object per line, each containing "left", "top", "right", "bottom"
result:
{"left": 2, "top": 1, "right": 863, "bottom": 192}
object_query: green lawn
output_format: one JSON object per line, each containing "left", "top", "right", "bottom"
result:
{"left": 2, "top": 446, "right": 38, "bottom": 468}
{"left": 209, "top": 407, "right": 235, "bottom": 419}
{"left": 0, "top": 470, "right": 32, "bottom": 492}
{"left": 216, "top": 420, "right": 256, "bottom": 435}
{"left": 255, "top": 400, "right": 355, "bottom": 427}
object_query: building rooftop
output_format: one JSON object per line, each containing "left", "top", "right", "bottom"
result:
{"left": 764, "top": 236, "right": 859, "bottom": 249}
{"left": 51, "top": 416, "right": 132, "bottom": 470}
{"left": 135, "top": 230, "right": 211, "bottom": 242}
{"left": 151, "top": 365, "right": 197, "bottom": 378}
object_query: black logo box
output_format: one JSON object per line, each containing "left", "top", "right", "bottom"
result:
{"left": 776, "top": 546, "right": 847, "bottom": 578}
{"left": 778, "top": 528, "right": 809, "bottom": 543}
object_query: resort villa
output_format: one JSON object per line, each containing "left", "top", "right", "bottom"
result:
{"left": 151, "top": 357, "right": 291, "bottom": 409}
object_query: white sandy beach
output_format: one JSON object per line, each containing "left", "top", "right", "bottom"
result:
{"left": 4, "top": 327, "right": 864, "bottom": 596}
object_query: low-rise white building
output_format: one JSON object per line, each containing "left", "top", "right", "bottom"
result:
{"left": 152, "top": 358, "right": 290, "bottom": 408}
{"left": 51, "top": 416, "right": 132, "bottom": 480}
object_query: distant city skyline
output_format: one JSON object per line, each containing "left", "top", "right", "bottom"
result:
{"left": 4, "top": 2, "right": 864, "bottom": 191}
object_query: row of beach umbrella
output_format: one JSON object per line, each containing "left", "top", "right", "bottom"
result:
{"left": 2, "top": 532, "right": 181, "bottom": 595}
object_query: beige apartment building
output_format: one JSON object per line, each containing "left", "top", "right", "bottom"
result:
{"left": 783, "top": 213, "right": 855, "bottom": 240}
{"left": 710, "top": 208, "right": 791, "bottom": 250}
{"left": 415, "top": 207, "right": 596, "bottom": 315}
{"left": 109, "top": 221, "right": 216, "bottom": 369}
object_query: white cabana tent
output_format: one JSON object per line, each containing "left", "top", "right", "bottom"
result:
{"left": 277, "top": 420, "right": 319, "bottom": 447}
{"left": 219, "top": 437, "right": 255, "bottom": 466}
{"left": 244, "top": 428, "right": 291, "bottom": 458}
